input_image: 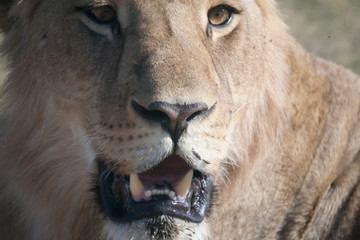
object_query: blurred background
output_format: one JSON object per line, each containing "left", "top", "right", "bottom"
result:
{"left": 279, "top": 0, "right": 360, "bottom": 74}
{"left": 0, "top": 0, "right": 359, "bottom": 85}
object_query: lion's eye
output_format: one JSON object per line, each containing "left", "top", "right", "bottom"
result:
{"left": 208, "top": 5, "right": 232, "bottom": 26}
{"left": 87, "top": 5, "right": 116, "bottom": 24}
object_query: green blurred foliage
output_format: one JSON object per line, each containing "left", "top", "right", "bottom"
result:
{"left": 279, "top": 0, "right": 360, "bottom": 74}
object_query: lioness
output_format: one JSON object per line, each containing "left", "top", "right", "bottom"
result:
{"left": 0, "top": 0, "right": 359, "bottom": 239}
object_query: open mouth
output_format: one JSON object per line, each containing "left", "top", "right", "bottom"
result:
{"left": 96, "top": 154, "right": 214, "bottom": 223}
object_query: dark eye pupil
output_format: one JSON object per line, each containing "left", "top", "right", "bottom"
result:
{"left": 216, "top": 10, "right": 224, "bottom": 16}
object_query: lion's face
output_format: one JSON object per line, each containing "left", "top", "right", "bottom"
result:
{"left": 1, "top": 0, "right": 288, "bottom": 239}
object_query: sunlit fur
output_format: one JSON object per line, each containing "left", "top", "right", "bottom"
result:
{"left": 0, "top": 0, "right": 359, "bottom": 239}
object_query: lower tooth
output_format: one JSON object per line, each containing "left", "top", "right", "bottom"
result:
{"left": 145, "top": 190, "right": 152, "bottom": 198}
{"left": 143, "top": 189, "right": 176, "bottom": 199}
{"left": 168, "top": 191, "right": 175, "bottom": 199}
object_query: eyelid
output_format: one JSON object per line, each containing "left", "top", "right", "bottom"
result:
{"left": 91, "top": 1, "right": 117, "bottom": 9}
{"left": 209, "top": 0, "right": 242, "bottom": 13}
{"left": 86, "top": 5, "right": 117, "bottom": 24}
{"left": 227, "top": 6, "right": 241, "bottom": 15}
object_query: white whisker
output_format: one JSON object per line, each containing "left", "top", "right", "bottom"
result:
{"left": 232, "top": 103, "right": 248, "bottom": 116}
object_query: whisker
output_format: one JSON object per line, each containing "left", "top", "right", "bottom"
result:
{"left": 232, "top": 102, "right": 248, "bottom": 117}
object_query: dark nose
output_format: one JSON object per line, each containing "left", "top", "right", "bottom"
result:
{"left": 132, "top": 101, "right": 209, "bottom": 143}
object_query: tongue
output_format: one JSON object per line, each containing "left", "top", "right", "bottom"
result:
{"left": 129, "top": 155, "right": 194, "bottom": 201}
{"left": 139, "top": 155, "right": 191, "bottom": 181}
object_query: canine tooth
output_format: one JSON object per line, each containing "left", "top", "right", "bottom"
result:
{"left": 129, "top": 174, "right": 145, "bottom": 200}
{"left": 151, "top": 189, "right": 156, "bottom": 195}
{"left": 168, "top": 191, "right": 175, "bottom": 199}
{"left": 145, "top": 190, "right": 152, "bottom": 198}
{"left": 164, "top": 189, "right": 170, "bottom": 194}
{"left": 175, "top": 169, "right": 194, "bottom": 197}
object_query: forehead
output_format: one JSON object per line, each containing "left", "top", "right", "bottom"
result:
{"left": 71, "top": 0, "right": 244, "bottom": 8}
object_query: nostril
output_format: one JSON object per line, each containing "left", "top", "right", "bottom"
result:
{"left": 131, "top": 101, "right": 170, "bottom": 123}
{"left": 132, "top": 100, "right": 210, "bottom": 143}
{"left": 148, "top": 102, "right": 180, "bottom": 121}
{"left": 148, "top": 110, "right": 170, "bottom": 123}
{"left": 186, "top": 110, "right": 204, "bottom": 122}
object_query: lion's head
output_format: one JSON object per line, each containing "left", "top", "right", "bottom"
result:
{"left": 0, "top": 0, "right": 306, "bottom": 239}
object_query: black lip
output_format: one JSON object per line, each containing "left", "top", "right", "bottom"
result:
{"left": 96, "top": 160, "right": 214, "bottom": 223}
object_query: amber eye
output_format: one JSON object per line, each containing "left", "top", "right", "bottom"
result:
{"left": 208, "top": 5, "right": 232, "bottom": 26}
{"left": 88, "top": 5, "right": 116, "bottom": 24}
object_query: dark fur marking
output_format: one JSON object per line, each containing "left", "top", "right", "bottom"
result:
{"left": 192, "top": 150, "right": 210, "bottom": 164}
{"left": 27, "top": 0, "right": 42, "bottom": 23}
{"left": 202, "top": 159, "right": 210, "bottom": 164}
{"left": 205, "top": 184, "right": 218, "bottom": 218}
{"left": 192, "top": 150, "right": 201, "bottom": 160}
{"left": 145, "top": 215, "right": 178, "bottom": 240}
{"left": 277, "top": 190, "right": 321, "bottom": 239}
{"left": 348, "top": 208, "right": 360, "bottom": 240}
{"left": 325, "top": 172, "right": 360, "bottom": 239}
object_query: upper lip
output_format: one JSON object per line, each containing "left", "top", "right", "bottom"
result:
{"left": 95, "top": 154, "right": 214, "bottom": 223}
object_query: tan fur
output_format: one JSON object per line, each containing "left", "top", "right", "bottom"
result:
{"left": 0, "top": 0, "right": 359, "bottom": 239}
